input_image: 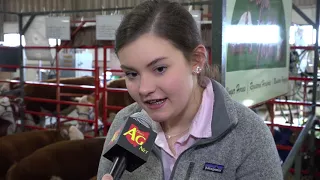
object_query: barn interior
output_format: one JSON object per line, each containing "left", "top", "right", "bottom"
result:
{"left": 0, "top": 0, "right": 319, "bottom": 179}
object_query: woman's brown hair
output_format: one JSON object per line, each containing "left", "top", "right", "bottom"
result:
{"left": 115, "top": 0, "right": 220, "bottom": 85}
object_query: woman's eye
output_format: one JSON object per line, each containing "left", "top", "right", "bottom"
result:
{"left": 125, "top": 72, "right": 138, "bottom": 79}
{"left": 155, "top": 66, "right": 167, "bottom": 74}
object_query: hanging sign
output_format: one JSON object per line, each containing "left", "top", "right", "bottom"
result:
{"left": 45, "top": 16, "right": 71, "bottom": 40}
{"left": 96, "top": 15, "right": 124, "bottom": 40}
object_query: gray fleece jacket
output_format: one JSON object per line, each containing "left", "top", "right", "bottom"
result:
{"left": 97, "top": 79, "right": 283, "bottom": 180}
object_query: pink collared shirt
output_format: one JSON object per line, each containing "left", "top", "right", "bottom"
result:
{"left": 154, "top": 78, "right": 214, "bottom": 180}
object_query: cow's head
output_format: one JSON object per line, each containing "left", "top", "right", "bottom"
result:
{"left": 0, "top": 96, "right": 16, "bottom": 136}
{"left": 0, "top": 77, "right": 21, "bottom": 95}
{"left": 72, "top": 94, "right": 95, "bottom": 120}
{"left": 0, "top": 83, "right": 10, "bottom": 93}
{"left": 70, "top": 95, "right": 96, "bottom": 133}
{"left": 0, "top": 97, "right": 15, "bottom": 120}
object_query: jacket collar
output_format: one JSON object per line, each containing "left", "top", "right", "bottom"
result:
{"left": 209, "top": 79, "right": 238, "bottom": 139}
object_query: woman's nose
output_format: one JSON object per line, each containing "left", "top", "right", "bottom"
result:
{"left": 138, "top": 75, "right": 156, "bottom": 96}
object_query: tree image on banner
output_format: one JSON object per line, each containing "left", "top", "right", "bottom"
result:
{"left": 226, "top": 0, "right": 287, "bottom": 72}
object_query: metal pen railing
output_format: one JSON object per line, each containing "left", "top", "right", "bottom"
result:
{"left": 282, "top": 0, "right": 319, "bottom": 178}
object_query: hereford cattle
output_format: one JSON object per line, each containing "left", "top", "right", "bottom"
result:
{"left": 0, "top": 96, "right": 33, "bottom": 137}
{"left": 0, "top": 97, "right": 16, "bottom": 137}
{"left": 72, "top": 94, "right": 95, "bottom": 133}
{"left": 1, "top": 76, "right": 96, "bottom": 127}
{"left": 73, "top": 78, "right": 135, "bottom": 131}
{"left": 0, "top": 126, "right": 84, "bottom": 179}
{"left": 0, "top": 84, "right": 9, "bottom": 93}
{"left": 3, "top": 77, "right": 20, "bottom": 92}
{"left": 6, "top": 138, "right": 105, "bottom": 180}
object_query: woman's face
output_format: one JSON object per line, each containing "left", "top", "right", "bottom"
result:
{"left": 118, "top": 33, "right": 201, "bottom": 123}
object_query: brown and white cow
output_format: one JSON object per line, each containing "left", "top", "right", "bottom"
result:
{"left": 0, "top": 97, "right": 16, "bottom": 137}
{"left": 0, "top": 96, "right": 35, "bottom": 137}
{"left": 0, "top": 84, "right": 9, "bottom": 93}
{"left": 73, "top": 78, "right": 135, "bottom": 132}
{"left": 1, "top": 76, "right": 96, "bottom": 127}
{"left": 6, "top": 138, "right": 105, "bottom": 180}
{"left": 0, "top": 126, "right": 84, "bottom": 179}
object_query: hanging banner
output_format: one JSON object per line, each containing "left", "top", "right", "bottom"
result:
{"left": 23, "top": 15, "right": 55, "bottom": 61}
{"left": 223, "top": 0, "right": 292, "bottom": 106}
{"left": 45, "top": 16, "right": 71, "bottom": 40}
{"left": 96, "top": 15, "right": 124, "bottom": 40}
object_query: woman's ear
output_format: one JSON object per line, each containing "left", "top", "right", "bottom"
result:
{"left": 191, "top": 44, "right": 207, "bottom": 72}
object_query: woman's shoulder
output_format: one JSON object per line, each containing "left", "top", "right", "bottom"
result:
{"left": 229, "top": 101, "right": 283, "bottom": 179}
{"left": 230, "top": 100, "right": 278, "bottom": 159}
{"left": 210, "top": 79, "right": 271, "bottom": 137}
{"left": 231, "top": 100, "right": 271, "bottom": 136}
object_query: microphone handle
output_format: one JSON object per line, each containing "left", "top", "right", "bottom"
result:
{"left": 110, "top": 156, "right": 127, "bottom": 180}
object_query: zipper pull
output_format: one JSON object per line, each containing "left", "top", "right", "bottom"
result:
{"left": 184, "top": 162, "right": 195, "bottom": 180}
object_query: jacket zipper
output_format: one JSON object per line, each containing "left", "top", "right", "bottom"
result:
{"left": 168, "top": 123, "right": 237, "bottom": 180}
{"left": 152, "top": 146, "right": 165, "bottom": 180}
{"left": 184, "top": 162, "right": 195, "bottom": 180}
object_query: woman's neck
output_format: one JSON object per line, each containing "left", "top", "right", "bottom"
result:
{"left": 161, "top": 84, "right": 204, "bottom": 136}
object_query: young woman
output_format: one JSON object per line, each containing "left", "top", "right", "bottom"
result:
{"left": 97, "top": 1, "right": 283, "bottom": 180}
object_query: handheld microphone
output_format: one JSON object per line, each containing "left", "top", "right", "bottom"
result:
{"left": 103, "top": 112, "right": 157, "bottom": 180}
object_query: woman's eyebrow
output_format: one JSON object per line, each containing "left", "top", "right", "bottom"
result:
{"left": 120, "top": 57, "right": 167, "bottom": 70}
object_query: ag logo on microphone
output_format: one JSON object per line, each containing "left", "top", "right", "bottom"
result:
{"left": 123, "top": 124, "right": 149, "bottom": 147}
{"left": 103, "top": 115, "right": 157, "bottom": 173}
{"left": 103, "top": 116, "right": 157, "bottom": 172}
{"left": 123, "top": 124, "right": 150, "bottom": 154}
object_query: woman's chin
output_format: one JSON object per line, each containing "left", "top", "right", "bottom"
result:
{"left": 146, "top": 111, "right": 170, "bottom": 123}
{"left": 140, "top": 103, "right": 174, "bottom": 123}
{"left": 150, "top": 117, "right": 167, "bottom": 123}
